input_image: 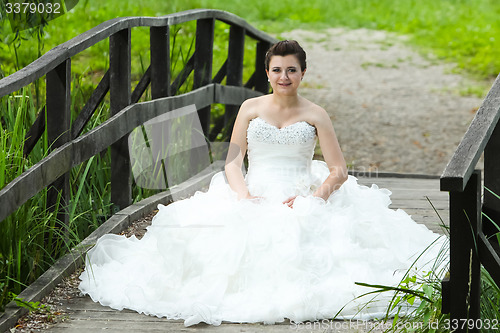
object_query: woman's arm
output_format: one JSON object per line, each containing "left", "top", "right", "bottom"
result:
{"left": 312, "top": 107, "right": 348, "bottom": 200}
{"left": 224, "top": 100, "right": 256, "bottom": 200}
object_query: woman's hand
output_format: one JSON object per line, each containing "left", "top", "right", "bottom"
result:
{"left": 282, "top": 195, "right": 298, "bottom": 208}
{"left": 239, "top": 193, "right": 263, "bottom": 202}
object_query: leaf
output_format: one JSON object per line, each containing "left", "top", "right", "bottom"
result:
{"left": 391, "top": 296, "right": 401, "bottom": 310}
{"left": 355, "top": 282, "right": 433, "bottom": 303}
{"left": 392, "top": 313, "right": 399, "bottom": 327}
{"left": 422, "top": 283, "right": 433, "bottom": 299}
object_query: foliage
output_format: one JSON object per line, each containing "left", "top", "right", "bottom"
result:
{"left": 0, "top": 86, "right": 114, "bottom": 311}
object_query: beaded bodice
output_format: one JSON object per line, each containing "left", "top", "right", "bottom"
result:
{"left": 246, "top": 117, "right": 316, "bottom": 145}
{"left": 245, "top": 117, "right": 318, "bottom": 199}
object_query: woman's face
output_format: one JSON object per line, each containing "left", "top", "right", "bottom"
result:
{"left": 266, "top": 54, "right": 305, "bottom": 96}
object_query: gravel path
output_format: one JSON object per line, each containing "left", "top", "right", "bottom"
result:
{"left": 290, "top": 28, "right": 488, "bottom": 176}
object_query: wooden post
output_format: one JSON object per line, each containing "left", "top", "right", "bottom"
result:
{"left": 194, "top": 18, "right": 214, "bottom": 136}
{"left": 483, "top": 122, "right": 500, "bottom": 237}
{"left": 150, "top": 26, "right": 170, "bottom": 99}
{"left": 254, "top": 41, "right": 270, "bottom": 94}
{"left": 46, "top": 59, "right": 71, "bottom": 227}
{"left": 449, "top": 170, "right": 481, "bottom": 331}
{"left": 225, "top": 25, "right": 245, "bottom": 133}
{"left": 110, "top": 28, "right": 132, "bottom": 212}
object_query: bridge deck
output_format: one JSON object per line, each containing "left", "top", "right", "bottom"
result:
{"left": 36, "top": 176, "right": 448, "bottom": 333}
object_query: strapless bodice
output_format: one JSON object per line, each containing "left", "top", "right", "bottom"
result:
{"left": 245, "top": 117, "right": 323, "bottom": 200}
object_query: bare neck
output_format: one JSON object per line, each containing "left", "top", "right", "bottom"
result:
{"left": 270, "top": 93, "right": 301, "bottom": 110}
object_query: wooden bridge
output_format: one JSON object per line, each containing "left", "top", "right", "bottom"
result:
{"left": 0, "top": 8, "right": 499, "bottom": 333}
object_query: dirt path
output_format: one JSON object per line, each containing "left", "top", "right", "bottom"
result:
{"left": 289, "top": 28, "right": 487, "bottom": 175}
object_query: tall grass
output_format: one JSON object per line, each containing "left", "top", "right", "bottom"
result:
{"left": 0, "top": 85, "right": 115, "bottom": 311}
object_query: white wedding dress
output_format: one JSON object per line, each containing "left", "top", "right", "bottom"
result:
{"left": 79, "top": 117, "right": 447, "bottom": 326}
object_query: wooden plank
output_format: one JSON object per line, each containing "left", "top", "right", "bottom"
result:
{"left": 254, "top": 41, "right": 270, "bottom": 94}
{"left": 448, "top": 170, "right": 481, "bottom": 328}
{"left": 483, "top": 123, "right": 500, "bottom": 236}
{"left": 71, "top": 70, "right": 110, "bottom": 139}
{"left": 194, "top": 18, "right": 214, "bottom": 136}
{"left": 23, "top": 106, "right": 45, "bottom": 156}
{"left": 46, "top": 59, "right": 71, "bottom": 227}
{"left": 212, "top": 59, "right": 227, "bottom": 84}
{"left": 169, "top": 54, "right": 194, "bottom": 96}
{"left": 110, "top": 28, "right": 132, "bottom": 212}
{"left": 214, "top": 84, "right": 262, "bottom": 106}
{"left": 226, "top": 25, "right": 245, "bottom": 87}
{"left": 479, "top": 233, "right": 500, "bottom": 286}
{"left": 225, "top": 25, "right": 245, "bottom": 135}
{"left": 150, "top": 26, "right": 170, "bottom": 99}
{"left": 244, "top": 71, "right": 255, "bottom": 89}
{"left": 131, "top": 66, "right": 151, "bottom": 103}
{"left": 46, "top": 320, "right": 298, "bottom": 333}
{"left": 441, "top": 73, "right": 500, "bottom": 192}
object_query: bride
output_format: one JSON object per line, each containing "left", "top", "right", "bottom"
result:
{"left": 79, "top": 40, "right": 446, "bottom": 326}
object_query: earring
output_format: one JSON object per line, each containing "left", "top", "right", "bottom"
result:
{"left": 268, "top": 79, "right": 270, "bottom": 82}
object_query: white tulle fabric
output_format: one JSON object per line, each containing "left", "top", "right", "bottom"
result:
{"left": 79, "top": 117, "right": 447, "bottom": 326}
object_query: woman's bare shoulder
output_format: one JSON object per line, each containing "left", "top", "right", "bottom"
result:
{"left": 299, "top": 97, "right": 330, "bottom": 126}
{"left": 239, "top": 95, "right": 270, "bottom": 120}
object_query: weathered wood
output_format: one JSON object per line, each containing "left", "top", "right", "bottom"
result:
{"left": 169, "top": 54, "right": 194, "bottom": 96}
{"left": 214, "top": 84, "right": 261, "bottom": 106}
{"left": 150, "top": 26, "right": 170, "bottom": 99}
{"left": 254, "top": 41, "right": 271, "bottom": 94}
{"left": 131, "top": 66, "right": 151, "bottom": 103}
{"left": 226, "top": 26, "right": 245, "bottom": 87}
{"left": 244, "top": 72, "right": 255, "bottom": 89}
{"left": 46, "top": 59, "right": 71, "bottom": 227}
{"left": 446, "top": 170, "right": 481, "bottom": 329}
{"left": 109, "top": 28, "right": 132, "bottom": 212}
{"left": 483, "top": 123, "right": 500, "bottom": 237}
{"left": 194, "top": 18, "right": 215, "bottom": 136}
{"left": 0, "top": 9, "right": 277, "bottom": 97}
{"left": 0, "top": 84, "right": 260, "bottom": 223}
{"left": 212, "top": 59, "right": 227, "bottom": 84}
{"left": 441, "top": 73, "right": 500, "bottom": 192}
{"left": 71, "top": 70, "right": 110, "bottom": 139}
{"left": 225, "top": 25, "right": 245, "bottom": 134}
{"left": 478, "top": 233, "right": 500, "bottom": 285}
{"left": 23, "top": 106, "right": 45, "bottom": 156}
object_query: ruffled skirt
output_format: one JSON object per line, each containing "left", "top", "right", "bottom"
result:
{"left": 79, "top": 161, "right": 447, "bottom": 326}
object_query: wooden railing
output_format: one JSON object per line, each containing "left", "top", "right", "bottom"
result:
{"left": 0, "top": 9, "right": 277, "bottom": 225}
{"left": 440, "top": 73, "right": 500, "bottom": 331}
